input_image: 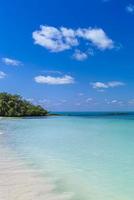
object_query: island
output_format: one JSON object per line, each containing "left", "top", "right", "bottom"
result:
{"left": 0, "top": 93, "right": 49, "bottom": 117}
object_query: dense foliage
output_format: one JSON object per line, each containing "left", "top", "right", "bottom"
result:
{"left": 0, "top": 93, "right": 48, "bottom": 117}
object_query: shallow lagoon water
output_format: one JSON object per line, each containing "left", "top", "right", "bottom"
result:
{"left": 0, "top": 113, "right": 134, "bottom": 200}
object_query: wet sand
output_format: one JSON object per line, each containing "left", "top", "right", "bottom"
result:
{"left": 0, "top": 144, "right": 73, "bottom": 200}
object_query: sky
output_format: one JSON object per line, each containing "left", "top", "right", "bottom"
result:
{"left": 0, "top": 0, "right": 134, "bottom": 111}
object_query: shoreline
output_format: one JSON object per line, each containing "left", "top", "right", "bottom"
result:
{"left": 0, "top": 142, "right": 72, "bottom": 200}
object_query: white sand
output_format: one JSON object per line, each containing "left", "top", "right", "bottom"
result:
{"left": 0, "top": 144, "right": 73, "bottom": 200}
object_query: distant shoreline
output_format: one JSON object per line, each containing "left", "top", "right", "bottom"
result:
{"left": 0, "top": 113, "right": 61, "bottom": 118}
{"left": 0, "top": 111, "right": 134, "bottom": 119}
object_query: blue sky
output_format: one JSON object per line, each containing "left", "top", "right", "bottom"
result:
{"left": 0, "top": 0, "right": 134, "bottom": 111}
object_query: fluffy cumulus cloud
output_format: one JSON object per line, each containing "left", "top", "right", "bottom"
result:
{"left": 32, "top": 25, "right": 114, "bottom": 56}
{"left": 0, "top": 71, "right": 6, "bottom": 79}
{"left": 2, "top": 57, "right": 22, "bottom": 66}
{"left": 34, "top": 75, "right": 75, "bottom": 85}
{"left": 92, "top": 82, "right": 109, "bottom": 89}
{"left": 126, "top": 4, "right": 134, "bottom": 14}
{"left": 76, "top": 28, "right": 114, "bottom": 50}
{"left": 32, "top": 26, "right": 78, "bottom": 52}
{"left": 91, "top": 81, "right": 125, "bottom": 90}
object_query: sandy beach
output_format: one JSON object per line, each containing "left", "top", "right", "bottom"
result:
{"left": 0, "top": 142, "right": 72, "bottom": 200}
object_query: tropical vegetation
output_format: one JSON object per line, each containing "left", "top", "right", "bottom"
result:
{"left": 0, "top": 93, "right": 48, "bottom": 117}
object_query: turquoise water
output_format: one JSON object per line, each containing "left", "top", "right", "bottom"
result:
{"left": 0, "top": 113, "right": 134, "bottom": 199}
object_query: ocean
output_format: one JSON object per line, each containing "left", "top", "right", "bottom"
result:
{"left": 0, "top": 112, "right": 134, "bottom": 200}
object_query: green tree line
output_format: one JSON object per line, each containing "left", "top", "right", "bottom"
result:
{"left": 0, "top": 93, "right": 48, "bottom": 117}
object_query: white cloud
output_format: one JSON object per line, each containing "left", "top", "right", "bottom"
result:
{"left": 0, "top": 71, "right": 6, "bottom": 79}
{"left": 106, "top": 99, "right": 124, "bottom": 105}
{"left": 32, "top": 26, "right": 78, "bottom": 52}
{"left": 73, "top": 50, "right": 88, "bottom": 61}
{"left": 33, "top": 25, "right": 114, "bottom": 53}
{"left": 91, "top": 82, "right": 108, "bottom": 89}
{"left": 126, "top": 4, "right": 134, "bottom": 14}
{"left": 34, "top": 75, "right": 75, "bottom": 85}
{"left": 107, "top": 81, "right": 125, "bottom": 87}
{"left": 91, "top": 81, "right": 125, "bottom": 90}
{"left": 2, "top": 57, "right": 22, "bottom": 66}
{"left": 77, "top": 28, "right": 114, "bottom": 50}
